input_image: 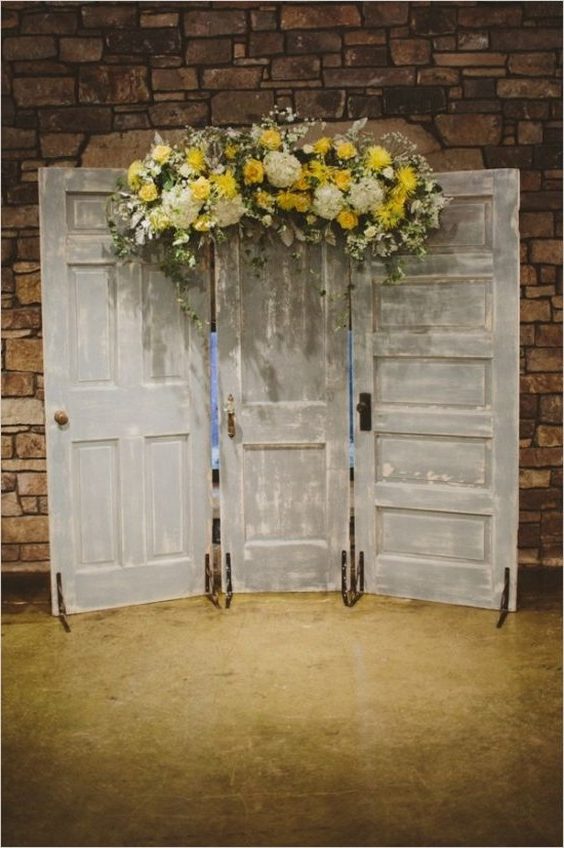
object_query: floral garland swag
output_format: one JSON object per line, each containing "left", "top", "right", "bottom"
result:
{"left": 108, "top": 109, "right": 448, "bottom": 317}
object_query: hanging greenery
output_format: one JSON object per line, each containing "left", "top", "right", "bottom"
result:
{"left": 107, "top": 107, "right": 448, "bottom": 310}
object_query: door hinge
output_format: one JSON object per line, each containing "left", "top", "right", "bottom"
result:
{"left": 55, "top": 572, "right": 71, "bottom": 633}
{"left": 496, "top": 567, "right": 511, "bottom": 629}
{"left": 204, "top": 553, "right": 220, "bottom": 609}
{"left": 225, "top": 552, "right": 233, "bottom": 609}
{"left": 341, "top": 551, "right": 365, "bottom": 608}
{"left": 356, "top": 393, "right": 371, "bottom": 431}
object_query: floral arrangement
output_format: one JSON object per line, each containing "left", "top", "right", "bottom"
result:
{"left": 108, "top": 108, "right": 447, "bottom": 311}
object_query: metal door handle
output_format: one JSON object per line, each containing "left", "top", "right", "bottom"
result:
{"left": 54, "top": 410, "right": 69, "bottom": 426}
{"left": 225, "top": 394, "right": 236, "bottom": 438}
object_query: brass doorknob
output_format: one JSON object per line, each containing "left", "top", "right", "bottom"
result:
{"left": 54, "top": 410, "right": 69, "bottom": 426}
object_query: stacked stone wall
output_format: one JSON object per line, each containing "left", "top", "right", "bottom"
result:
{"left": 2, "top": 1, "right": 562, "bottom": 572}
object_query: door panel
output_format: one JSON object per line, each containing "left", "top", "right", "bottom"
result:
{"left": 353, "top": 169, "right": 519, "bottom": 610}
{"left": 40, "top": 169, "right": 211, "bottom": 614}
{"left": 216, "top": 235, "right": 349, "bottom": 593}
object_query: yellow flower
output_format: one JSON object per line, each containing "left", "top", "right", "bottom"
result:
{"left": 332, "top": 169, "right": 352, "bottom": 191}
{"left": 395, "top": 165, "right": 418, "bottom": 195}
{"left": 293, "top": 193, "right": 311, "bottom": 213}
{"left": 194, "top": 215, "right": 213, "bottom": 232}
{"left": 186, "top": 147, "right": 206, "bottom": 173}
{"left": 313, "top": 137, "right": 332, "bottom": 156}
{"left": 138, "top": 182, "right": 158, "bottom": 203}
{"left": 375, "top": 203, "right": 401, "bottom": 230}
{"left": 335, "top": 141, "right": 357, "bottom": 160}
{"left": 277, "top": 191, "right": 297, "bottom": 211}
{"left": 152, "top": 144, "right": 171, "bottom": 165}
{"left": 292, "top": 173, "right": 310, "bottom": 191}
{"left": 127, "top": 160, "right": 143, "bottom": 189}
{"left": 212, "top": 171, "right": 238, "bottom": 198}
{"left": 255, "top": 190, "right": 275, "bottom": 210}
{"left": 149, "top": 208, "right": 171, "bottom": 231}
{"left": 243, "top": 158, "right": 265, "bottom": 185}
{"left": 336, "top": 209, "right": 359, "bottom": 230}
{"left": 389, "top": 185, "right": 407, "bottom": 217}
{"left": 307, "top": 160, "right": 329, "bottom": 183}
{"left": 225, "top": 143, "right": 238, "bottom": 160}
{"left": 191, "top": 176, "right": 211, "bottom": 201}
{"left": 365, "top": 145, "right": 392, "bottom": 172}
{"left": 259, "top": 128, "right": 282, "bottom": 150}
{"left": 306, "top": 214, "right": 318, "bottom": 225}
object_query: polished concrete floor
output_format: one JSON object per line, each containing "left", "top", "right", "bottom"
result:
{"left": 2, "top": 574, "right": 562, "bottom": 847}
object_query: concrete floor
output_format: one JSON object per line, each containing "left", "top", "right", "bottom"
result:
{"left": 2, "top": 578, "right": 562, "bottom": 847}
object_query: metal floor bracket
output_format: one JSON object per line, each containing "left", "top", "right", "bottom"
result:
{"left": 225, "top": 552, "right": 233, "bottom": 609}
{"left": 56, "top": 572, "right": 71, "bottom": 633}
{"left": 204, "top": 553, "right": 220, "bottom": 609}
{"left": 496, "top": 567, "right": 511, "bottom": 629}
{"left": 341, "top": 551, "right": 365, "bottom": 608}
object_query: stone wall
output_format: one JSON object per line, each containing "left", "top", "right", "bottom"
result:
{"left": 2, "top": 1, "right": 562, "bottom": 573}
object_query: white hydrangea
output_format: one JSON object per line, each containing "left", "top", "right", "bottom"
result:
{"left": 348, "top": 177, "right": 385, "bottom": 215}
{"left": 312, "top": 184, "right": 344, "bottom": 220}
{"left": 161, "top": 185, "right": 202, "bottom": 228}
{"left": 263, "top": 151, "right": 302, "bottom": 188}
{"left": 214, "top": 195, "right": 246, "bottom": 227}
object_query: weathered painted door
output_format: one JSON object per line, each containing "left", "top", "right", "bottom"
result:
{"left": 353, "top": 170, "right": 519, "bottom": 610}
{"left": 40, "top": 169, "right": 211, "bottom": 614}
{"left": 216, "top": 235, "right": 349, "bottom": 592}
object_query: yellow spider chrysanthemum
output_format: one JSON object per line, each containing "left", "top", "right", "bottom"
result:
{"left": 191, "top": 176, "right": 211, "bottom": 201}
{"left": 127, "top": 160, "right": 144, "bottom": 189}
{"left": 365, "top": 145, "right": 392, "bottom": 172}
{"left": 152, "top": 144, "right": 171, "bottom": 165}
{"left": 255, "top": 190, "right": 275, "bottom": 210}
{"left": 260, "top": 128, "right": 282, "bottom": 150}
{"left": 375, "top": 203, "right": 401, "bottom": 230}
{"left": 335, "top": 141, "right": 357, "bottom": 161}
{"left": 307, "top": 160, "right": 329, "bottom": 183}
{"left": 224, "top": 143, "right": 239, "bottom": 160}
{"left": 185, "top": 147, "right": 206, "bottom": 173}
{"left": 243, "top": 159, "right": 265, "bottom": 185}
{"left": 212, "top": 171, "right": 238, "bottom": 199}
{"left": 395, "top": 165, "right": 418, "bottom": 196}
{"left": 336, "top": 209, "right": 359, "bottom": 230}
{"left": 332, "top": 169, "right": 352, "bottom": 191}
{"left": 313, "top": 137, "right": 332, "bottom": 156}
{"left": 138, "top": 182, "right": 158, "bottom": 203}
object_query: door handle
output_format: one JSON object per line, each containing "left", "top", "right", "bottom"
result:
{"left": 54, "top": 409, "right": 69, "bottom": 426}
{"left": 356, "top": 393, "right": 371, "bottom": 431}
{"left": 225, "top": 394, "right": 236, "bottom": 438}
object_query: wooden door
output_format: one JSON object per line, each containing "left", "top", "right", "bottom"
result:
{"left": 352, "top": 170, "right": 520, "bottom": 610}
{"left": 216, "top": 235, "right": 350, "bottom": 592}
{"left": 40, "top": 169, "right": 211, "bottom": 614}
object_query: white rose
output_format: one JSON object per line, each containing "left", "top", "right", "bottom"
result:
{"left": 348, "top": 177, "right": 384, "bottom": 215}
{"left": 214, "top": 195, "right": 246, "bottom": 227}
{"left": 263, "top": 151, "right": 302, "bottom": 188}
{"left": 312, "top": 184, "right": 344, "bottom": 220}
{"left": 161, "top": 185, "right": 202, "bottom": 228}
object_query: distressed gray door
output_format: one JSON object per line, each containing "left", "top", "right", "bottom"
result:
{"left": 352, "top": 170, "right": 519, "bottom": 610}
{"left": 216, "top": 235, "right": 349, "bottom": 592}
{"left": 40, "top": 169, "right": 211, "bottom": 614}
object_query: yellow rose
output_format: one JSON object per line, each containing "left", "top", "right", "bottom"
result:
{"left": 365, "top": 145, "right": 392, "bottom": 172}
{"left": 138, "top": 182, "right": 158, "bottom": 203}
{"left": 277, "top": 191, "right": 297, "bottom": 211}
{"left": 293, "top": 193, "right": 311, "bottom": 213}
{"left": 335, "top": 141, "right": 357, "bottom": 160}
{"left": 395, "top": 165, "right": 418, "bottom": 195}
{"left": 212, "top": 171, "right": 238, "bottom": 199}
{"left": 256, "top": 190, "right": 275, "bottom": 209}
{"left": 152, "top": 144, "right": 171, "bottom": 165}
{"left": 259, "top": 128, "right": 282, "bottom": 150}
{"left": 243, "top": 159, "right": 264, "bottom": 185}
{"left": 149, "top": 208, "right": 171, "bottom": 232}
{"left": 313, "top": 137, "right": 332, "bottom": 156}
{"left": 186, "top": 147, "right": 206, "bottom": 173}
{"left": 332, "top": 169, "right": 352, "bottom": 191}
{"left": 225, "top": 143, "right": 239, "bottom": 160}
{"left": 336, "top": 209, "right": 359, "bottom": 230}
{"left": 127, "top": 160, "right": 143, "bottom": 189}
{"left": 292, "top": 173, "right": 310, "bottom": 191}
{"left": 191, "top": 176, "right": 211, "bottom": 201}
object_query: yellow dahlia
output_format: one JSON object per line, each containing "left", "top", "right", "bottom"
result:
{"left": 138, "top": 182, "right": 158, "bottom": 203}
{"left": 260, "top": 128, "right": 282, "bottom": 150}
{"left": 335, "top": 141, "right": 357, "bottom": 160}
{"left": 332, "top": 169, "right": 352, "bottom": 191}
{"left": 243, "top": 159, "right": 265, "bottom": 185}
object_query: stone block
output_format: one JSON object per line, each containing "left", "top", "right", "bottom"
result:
{"left": 533, "top": 146, "right": 562, "bottom": 169}
{"left": 2, "top": 493, "right": 22, "bottom": 517}
{"left": 271, "top": 56, "right": 320, "bottom": 80}
{"left": 458, "top": 6, "right": 522, "bottom": 26}
{"left": 541, "top": 512, "right": 563, "bottom": 539}
{"left": 518, "top": 523, "right": 540, "bottom": 547}
{"left": 185, "top": 38, "right": 232, "bottom": 65}
{"left": 2, "top": 308, "right": 41, "bottom": 331}
{"left": 484, "top": 146, "right": 533, "bottom": 169}
{"left": 537, "top": 426, "right": 563, "bottom": 447}
{"left": 250, "top": 10, "right": 277, "bottom": 31}
{"left": 390, "top": 38, "right": 431, "bottom": 66}
{"left": 508, "top": 52, "right": 556, "bottom": 77}
{"left": 281, "top": 4, "right": 360, "bottom": 28}
{"left": 40, "top": 134, "right": 84, "bottom": 159}
{"left": 540, "top": 395, "right": 563, "bottom": 423}
{"left": 141, "top": 12, "right": 179, "bottom": 28}
{"left": 530, "top": 240, "right": 563, "bottom": 265}
{"left": 2, "top": 127, "right": 37, "bottom": 150}
{"left": 2, "top": 473, "right": 16, "bottom": 493}
{"left": 211, "top": 91, "right": 274, "bottom": 125}
{"left": 184, "top": 10, "right": 247, "bottom": 37}
{"left": 148, "top": 101, "right": 209, "bottom": 128}
{"left": 2, "top": 516, "right": 49, "bottom": 543}
{"left": 521, "top": 374, "right": 562, "bottom": 394}
{"left": 13, "top": 77, "right": 75, "bottom": 108}
{"left": 435, "top": 111, "right": 504, "bottom": 144}
{"left": 106, "top": 29, "right": 181, "bottom": 54}
{"left": 287, "top": 31, "right": 342, "bottom": 53}
{"left": 2, "top": 36, "right": 57, "bottom": 60}
{"left": 5, "top": 339, "right": 43, "bottom": 373}
{"left": 20, "top": 11, "right": 77, "bottom": 34}
{"left": 2, "top": 545, "right": 20, "bottom": 562}
{"left": 40, "top": 107, "right": 113, "bottom": 133}
{"left": 82, "top": 4, "right": 137, "bottom": 28}
{"left": 81, "top": 129, "right": 185, "bottom": 167}
{"left": 16, "top": 433, "right": 46, "bottom": 459}
{"left": 497, "top": 79, "right": 561, "bottom": 99}
{"left": 458, "top": 32, "right": 489, "bottom": 50}
{"left": 295, "top": 90, "right": 346, "bottom": 119}
{"left": 15, "top": 271, "right": 41, "bottom": 304}
{"left": 2, "top": 435, "right": 14, "bottom": 460}
{"left": 418, "top": 68, "right": 459, "bottom": 85}
{"left": 526, "top": 348, "right": 562, "bottom": 373}
{"left": 345, "top": 46, "right": 387, "bottom": 67}
{"left": 491, "top": 28, "right": 562, "bottom": 50}
{"left": 324, "top": 68, "right": 414, "bottom": 87}
{"left": 20, "top": 497, "right": 39, "bottom": 514}
{"left": 152, "top": 68, "right": 198, "bottom": 91}
{"left": 1, "top": 372, "right": 35, "bottom": 397}
{"left": 20, "top": 543, "right": 50, "bottom": 561}
{"left": 79, "top": 66, "right": 150, "bottom": 104}
{"left": 202, "top": 67, "right": 264, "bottom": 89}
{"left": 520, "top": 447, "right": 563, "bottom": 468}
{"left": 3, "top": 205, "right": 39, "bottom": 229}
{"left": 384, "top": 86, "right": 446, "bottom": 115}
{"left": 347, "top": 94, "right": 383, "bottom": 119}
{"left": 18, "top": 472, "right": 48, "bottom": 496}
{"left": 536, "top": 324, "right": 562, "bottom": 348}
{"left": 435, "top": 52, "right": 507, "bottom": 67}
{"left": 519, "top": 469, "right": 552, "bottom": 488}
{"left": 410, "top": 7, "right": 456, "bottom": 34}
{"left": 59, "top": 37, "right": 103, "bottom": 63}
{"left": 249, "top": 32, "right": 284, "bottom": 56}
{"left": 519, "top": 212, "right": 554, "bottom": 238}
{"left": 363, "top": 2, "right": 408, "bottom": 25}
